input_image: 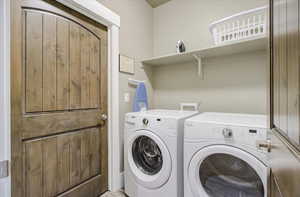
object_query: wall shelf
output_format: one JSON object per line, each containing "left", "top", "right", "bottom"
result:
{"left": 141, "top": 36, "right": 268, "bottom": 78}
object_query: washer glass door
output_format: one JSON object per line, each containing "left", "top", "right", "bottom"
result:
{"left": 132, "top": 135, "right": 163, "bottom": 175}
{"left": 199, "top": 153, "right": 264, "bottom": 197}
{"left": 128, "top": 130, "right": 172, "bottom": 189}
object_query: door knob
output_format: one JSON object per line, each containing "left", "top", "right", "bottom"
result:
{"left": 101, "top": 114, "right": 108, "bottom": 121}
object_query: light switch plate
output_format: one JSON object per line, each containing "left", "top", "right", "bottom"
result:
{"left": 124, "top": 93, "right": 130, "bottom": 103}
{"left": 0, "top": 160, "right": 9, "bottom": 178}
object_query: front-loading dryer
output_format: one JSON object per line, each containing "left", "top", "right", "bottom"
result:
{"left": 124, "top": 110, "right": 198, "bottom": 197}
{"left": 184, "top": 112, "right": 269, "bottom": 197}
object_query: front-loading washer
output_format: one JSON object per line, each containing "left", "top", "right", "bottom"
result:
{"left": 124, "top": 110, "right": 198, "bottom": 197}
{"left": 184, "top": 112, "right": 269, "bottom": 197}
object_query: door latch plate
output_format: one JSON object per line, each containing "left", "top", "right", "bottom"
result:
{"left": 0, "top": 160, "right": 9, "bottom": 178}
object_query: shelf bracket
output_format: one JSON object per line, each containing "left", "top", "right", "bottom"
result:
{"left": 193, "top": 55, "right": 203, "bottom": 79}
{"left": 128, "top": 78, "right": 145, "bottom": 86}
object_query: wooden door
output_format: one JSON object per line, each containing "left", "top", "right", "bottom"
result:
{"left": 272, "top": 0, "right": 300, "bottom": 147}
{"left": 270, "top": 0, "right": 300, "bottom": 196}
{"left": 271, "top": 172, "right": 283, "bottom": 197}
{"left": 11, "top": 0, "right": 108, "bottom": 196}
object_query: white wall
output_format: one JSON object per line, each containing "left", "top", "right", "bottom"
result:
{"left": 153, "top": 0, "right": 268, "bottom": 55}
{"left": 153, "top": 51, "right": 267, "bottom": 114}
{"left": 0, "top": 0, "right": 11, "bottom": 196}
{"left": 152, "top": 0, "right": 268, "bottom": 114}
{"left": 96, "top": 0, "right": 269, "bottom": 175}
{"left": 97, "top": 0, "right": 154, "bottom": 172}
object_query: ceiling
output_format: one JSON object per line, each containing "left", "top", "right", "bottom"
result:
{"left": 146, "top": 0, "right": 171, "bottom": 8}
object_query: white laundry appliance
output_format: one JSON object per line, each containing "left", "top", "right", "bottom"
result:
{"left": 124, "top": 110, "right": 198, "bottom": 197}
{"left": 184, "top": 112, "right": 269, "bottom": 197}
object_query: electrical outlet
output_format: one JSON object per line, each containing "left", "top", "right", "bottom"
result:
{"left": 0, "top": 160, "right": 9, "bottom": 178}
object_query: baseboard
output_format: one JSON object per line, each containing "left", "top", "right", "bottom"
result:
{"left": 110, "top": 171, "right": 124, "bottom": 192}
{"left": 118, "top": 172, "right": 124, "bottom": 190}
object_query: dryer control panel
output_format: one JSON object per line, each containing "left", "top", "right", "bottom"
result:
{"left": 185, "top": 122, "right": 268, "bottom": 148}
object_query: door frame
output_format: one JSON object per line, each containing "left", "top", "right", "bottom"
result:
{"left": 0, "top": 0, "right": 11, "bottom": 196}
{"left": 1, "top": 0, "right": 122, "bottom": 196}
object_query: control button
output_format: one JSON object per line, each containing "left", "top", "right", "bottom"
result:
{"left": 249, "top": 129, "right": 257, "bottom": 134}
{"left": 222, "top": 128, "right": 233, "bottom": 138}
{"left": 142, "top": 118, "right": 149, "bottom": 126}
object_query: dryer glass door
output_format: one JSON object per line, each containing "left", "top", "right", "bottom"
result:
{"left": 199, "top": 153, "right": 264, "bottom": 197}
{"left": 132, "top": 136, "right": 163, "bottom": 175}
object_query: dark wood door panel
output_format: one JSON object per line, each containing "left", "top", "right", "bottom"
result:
{"left": 273, "top": 0, "right": 281, "bottom": 128}
{"left": 25, "top": 128, "right": 102, "bottom": 196}
{"left": 269, "top": 132, "right": 300, "bottom": 197}
{"left": 24, "top": 9, "right": 101, "bottom": 113}
{"left": 21, "top": 0, "right": 107, "bottom": 39}
{"left": 11, "top": 0, "right": 108, "bottom": 196}
{"left": 272, "top": 0, "right": 300, "bottom": 145}
{"left": 57, "top": 17, "right": 70, "bottom": 111}
{"left": 58, "top": 176, "right": 102, "bottom": 197}
{"left": 271, "top": 173, "right": 283, "bottom": 197}
{"left": 278, "top": 0, "right": 288, "bottom": 134}
{"left": 22, "top": 109, "right": 101, "bottom": 139}
{"left": 270, "top": 0, "right": 300, "bottom": 196}
{"left": 286, "top": 0, "right": 300, "bottom": 144}
{"left": 273, "top": 0, "right": 288, "bottom": 134}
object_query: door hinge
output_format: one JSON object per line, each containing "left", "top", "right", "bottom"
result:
{"left": 0, "top": 160, "right": 9, "bottom": 178}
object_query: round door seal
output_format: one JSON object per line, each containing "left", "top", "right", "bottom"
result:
{"left": 127, "top": 130, "right": 172, "bottom": 189}
{"left": 188, "top": 145, "right": 268, "bottom": 197}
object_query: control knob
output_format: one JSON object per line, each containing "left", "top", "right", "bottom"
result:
{"left": 143, "top": 118, "right": 149, "bottom": 126}
{"left": 222, "top": 128, "right": 233, "bottom": 138}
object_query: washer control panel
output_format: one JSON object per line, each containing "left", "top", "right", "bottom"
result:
{"left": 126, "top": 114, "right": 165, "bottom": 128}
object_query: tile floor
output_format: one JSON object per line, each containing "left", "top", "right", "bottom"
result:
{"left": 101, "top": 191, "right": 127, "bottom": 197}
